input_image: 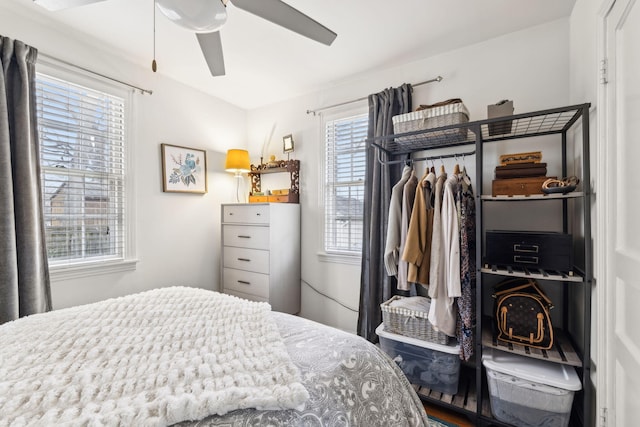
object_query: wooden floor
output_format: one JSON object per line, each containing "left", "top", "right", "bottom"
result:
{"left": 424, "top": 401, "right": 475, "bottom": 427}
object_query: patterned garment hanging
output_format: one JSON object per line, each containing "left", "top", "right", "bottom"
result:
{"left": 456, "top": 173, "right": 476, "bottom": 361}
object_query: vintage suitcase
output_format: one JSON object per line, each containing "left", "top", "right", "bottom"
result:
{"left": 498, "top": 151, "right": 543, "bottom": 165}
{"left": 485, "top": 231, "right": 573, "bottom": 271}
{"left": 492, "top": 176, "right": 555, "bottom": 196}
{"left": 494, "top": 162, "right": 547, "bottom": 179}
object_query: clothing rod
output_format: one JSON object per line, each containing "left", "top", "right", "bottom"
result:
{"left": 38, "top": 53, "right": 153, "bottom": 95}
{"left": 306, "top": 75, "right": 443, "bottom": 115}
{"left": 377, "top": 149, "right": 475, "bottom": 166}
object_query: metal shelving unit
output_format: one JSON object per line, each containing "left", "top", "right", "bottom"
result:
{"left": 368, "top": 103, "right": 593, "bottom": 427}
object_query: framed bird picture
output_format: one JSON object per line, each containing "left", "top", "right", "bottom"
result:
{"left": 161, "top": 143, "right": 208, "bottom": 194}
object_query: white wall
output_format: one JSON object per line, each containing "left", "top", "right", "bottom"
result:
{"left": 247, "top": 19, "right": 572, "bottom": 333}
{"left": 0, "top": 2, "right": 247, "bottom": 308}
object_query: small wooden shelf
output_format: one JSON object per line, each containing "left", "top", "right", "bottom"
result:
{"left": 250, "top": 166, "right": 289, "bottom": 174}
{"left": 481, "top": 321, "right": 582, "bottom": 367}
{"left": 481, "top": 264, "right": 583, "bottom": 282}
{"left": 248, "top": 159, "right": 300, "bottom": 203}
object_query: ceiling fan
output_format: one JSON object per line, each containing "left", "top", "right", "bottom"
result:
{"left": 33, "top": 0, "right": 338, "bottom": 77}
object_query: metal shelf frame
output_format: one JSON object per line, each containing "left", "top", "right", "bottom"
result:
{"left": 368, "top": 103, "right": 593, "bottom": 427}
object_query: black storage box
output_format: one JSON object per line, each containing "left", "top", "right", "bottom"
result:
{"left": 485, "top": 231, "right": 573, "bottom": 272}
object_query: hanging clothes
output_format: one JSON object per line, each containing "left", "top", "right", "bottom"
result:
{"left": 384, "top": 165, "right": 413, "bottom": 276}
{"left": 397, "top": 171, "right": 418, "bottom": 291}
{"left": 428, "top": 173, "right": 461, "bottom": 337}
{"left": 402, "top": 170, "right": 436, "bottom": 287}
{"left": 427, "top": 170, "right": 445, "bottom": 324}
{"left": 456, "top": 168, "right": 476, "bottom": 361}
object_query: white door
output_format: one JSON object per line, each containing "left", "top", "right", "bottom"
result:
{"left": 601, "top": 0, "right": 640, "bottom": 425}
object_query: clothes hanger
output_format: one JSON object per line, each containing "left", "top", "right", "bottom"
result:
{"left": 439, "top": 157, "right": 446, "bottom": 175}
{"left": 453, "top": 154, "right": 460, "bottom": 175}
{"left": 461, "top": 154, "right": 472, "bottom": 186}
{"left": 403, "top": 159, "right": 414, "bottom": 174}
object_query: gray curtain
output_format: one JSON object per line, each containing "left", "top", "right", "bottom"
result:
{"left": 0, "top": 36, "right": 51, "bottom": 324}
{"left": 357, "top": 84, "right": 412, "bottom": 342}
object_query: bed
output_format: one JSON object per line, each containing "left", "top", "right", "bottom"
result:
{"left": 0, "top": 287, "right": 431, "bottom": 427}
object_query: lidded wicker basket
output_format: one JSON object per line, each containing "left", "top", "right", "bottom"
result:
{"left": 380, "top": 295, "right": 449, "bottom": 345}
{"left": 391, "top": 99, "right": 469, "bottom": 145}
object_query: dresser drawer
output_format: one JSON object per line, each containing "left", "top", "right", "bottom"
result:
{"left": 223, "top": 268, "right": 269, "bottom": 298}
{"left": 223, "top": 246, "right": 269, "bottom": 274}
{"left": 222, "top": 204, "right": 269, "bottom": 224}
{"left": 222, "top": 224, "right": 269, "bottom": 249}
{"left": 223, "top": 225, "right": 269, "bottom": 249}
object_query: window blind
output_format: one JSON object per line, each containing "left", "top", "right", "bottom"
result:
{"left": 324, "top": 114, "right": 368, "bottom": 254}
{"left": 36, "top": 73, "right": 127, "bottom": 265}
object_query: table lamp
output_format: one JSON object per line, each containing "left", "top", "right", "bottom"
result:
{"left": 225, "top": 149, "right": 250, "bottom": 202}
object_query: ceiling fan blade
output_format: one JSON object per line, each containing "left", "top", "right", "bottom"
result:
{"left": 196, "top": 32, "right": 226, "bottom": 77}
{"left": 231, "top": 0, "right": 337, "bottom": 46}
{"left": 33, "top": 0, "right": 106, "bottom": 11}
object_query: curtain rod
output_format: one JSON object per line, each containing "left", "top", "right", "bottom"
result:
{"left": 305, "top": 75, "right": 442, "bottom": 115}
{"left": 38, "top": 53, "right": 153, "bottom": 95}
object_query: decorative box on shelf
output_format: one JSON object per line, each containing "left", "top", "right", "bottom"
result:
{"left": 485, "top": 230, "right": 573, "bottom": 272}
{"left": 248, "top": 159, "right": 300, "bottom": 204}
{"left": 492, "top": 176, "right": 556, "bottom": 196}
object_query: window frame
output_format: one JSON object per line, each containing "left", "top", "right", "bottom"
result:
{"left": 36, "top": 60, "right": 138, "bottom": 280}
{"left": 318, "top": 108, "right": 368, "bottom": 264}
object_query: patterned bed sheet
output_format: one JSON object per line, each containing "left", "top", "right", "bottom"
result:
{"left": 176, "top": 312, "right": 430, "bottom": 427}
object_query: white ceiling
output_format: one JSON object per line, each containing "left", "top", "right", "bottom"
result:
{"left": 8, "top": 0, "right": 576, "bottom": 110}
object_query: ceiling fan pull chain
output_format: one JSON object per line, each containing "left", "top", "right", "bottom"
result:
{"left": 152, "top": 0, "right": 157, "bottom": 72}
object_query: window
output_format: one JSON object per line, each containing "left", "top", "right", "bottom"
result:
{"left": 324, "top": 113, "right": 368, "bottom": 257}
{"left": 36, "top": 70, "right": 135, "bottom": 277}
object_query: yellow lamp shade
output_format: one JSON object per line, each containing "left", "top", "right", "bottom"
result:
{"left": 225, "top": 149, "right": 250, "bottom": 174}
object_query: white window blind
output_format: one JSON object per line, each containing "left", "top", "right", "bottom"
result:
{"left": 36, "top": 73, "right": 127, "bottom": 266}
{"left": 324, "top": 114, "right": 368, "bottom": 255}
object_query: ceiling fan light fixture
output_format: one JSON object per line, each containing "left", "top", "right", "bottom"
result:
{"left": 33, "top": 0, "right": 107, "bottom": 11}
{"left": 156, "top": 0, "right": 227, "bottom": 33}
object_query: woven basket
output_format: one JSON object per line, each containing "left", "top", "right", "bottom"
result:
{"left": 392, "top": 101, "right": 469, "bottom": 145}
{"left": 380, "top": 296, "right": 449, "bottom": 345}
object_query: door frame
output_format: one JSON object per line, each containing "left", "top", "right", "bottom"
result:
{"left": 597, "top": 0, "right": 637, "bottom": 424}
{"left": 596, "top": 0, "right": 614, "bottom": 423}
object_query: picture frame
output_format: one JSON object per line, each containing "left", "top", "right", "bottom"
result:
{"left": 283, "top": 134, "right": 295, "bottom": 153}
{"left": 161, "top": 143, "right": 208, "bottom": 194}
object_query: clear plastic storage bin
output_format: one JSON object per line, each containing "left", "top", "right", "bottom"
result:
{"left": 482, "top": 348, "right": 581, "bottom": 427}
{"left": 376, "top": 324, "right": 460, "bottom": 395}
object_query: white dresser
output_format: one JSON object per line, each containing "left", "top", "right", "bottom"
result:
{"left": 221, "top": 203, "right": 300, "bottom": 314}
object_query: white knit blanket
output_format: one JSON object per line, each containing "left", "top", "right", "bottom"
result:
{"left": 0, "top": 287, "right": 309, "bottom": 426}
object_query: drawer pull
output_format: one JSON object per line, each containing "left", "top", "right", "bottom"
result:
{"left": 238, "top": 235, "right": 251, "bottom": 239}
{"left": 514, "top": 255, "right": 539, "bottom": 264}
{"left": 256, "top": 213, "right": 261, "bottom": 216}
{"left": 237, "top": 280, "right": 251, "bottom": 285}
{"left": 237, "top": 258, "right": 251, "bottom": 262}
{"left": 514, "top": 244, "right": 539, "bottom": 253}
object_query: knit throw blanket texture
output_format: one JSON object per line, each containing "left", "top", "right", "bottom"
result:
{"left": 0, "top": 287, "right": 308, "bottom": 426}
